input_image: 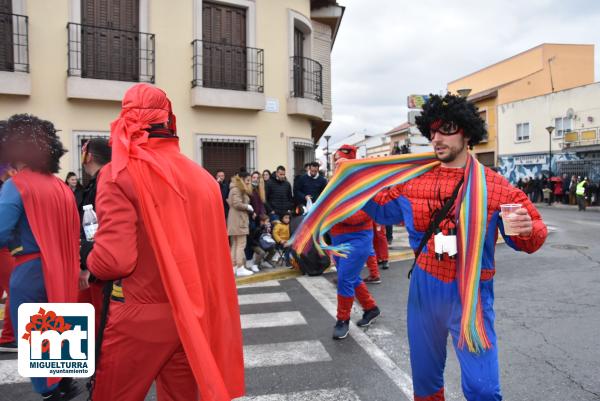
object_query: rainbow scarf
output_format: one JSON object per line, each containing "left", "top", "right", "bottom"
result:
{"left": 291, "top": 152, "right": 490, "bottom": 352}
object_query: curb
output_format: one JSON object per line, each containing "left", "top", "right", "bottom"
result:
{"left": 235, "top": 248, "right": 416, "bottom": 286}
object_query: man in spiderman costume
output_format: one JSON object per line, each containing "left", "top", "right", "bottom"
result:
{"left": 363, "top": 94, "right": 547, "bottom": 401}
{"left": 331, "top": 144, "right": 381, "bottom": 340}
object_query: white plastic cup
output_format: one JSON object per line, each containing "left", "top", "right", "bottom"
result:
{"left": 500, "top": 203, "right": 521, "bottom": 235}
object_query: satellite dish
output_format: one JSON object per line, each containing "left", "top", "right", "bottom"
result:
{"left": 566, "top": 108, "right": 575, "bottom": 119}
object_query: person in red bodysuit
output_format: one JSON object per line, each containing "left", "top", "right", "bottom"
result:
{"left": 331, "top": 145, "right": 381, "bottom": 340}
{"left": 87, "top": 84, "right": 244, "bottom": 401}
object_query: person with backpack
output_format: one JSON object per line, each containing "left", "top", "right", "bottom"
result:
{"left": 250, "top": 214, "right": 276, "bottom": 269}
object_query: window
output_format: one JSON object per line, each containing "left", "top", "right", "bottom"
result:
{"left": 197, "top": 136, "right": 256, "bottom": 179}
{"left": 516, "top": 123, "right": 530, "bottom": 142}
{"left": 292, "top": 141, "right": 315, "bottom": 178}
{"left": 554, "top": 117, "right": 572, "bottom": 138}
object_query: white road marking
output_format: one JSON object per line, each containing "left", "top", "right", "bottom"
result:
{"left": 243, "top": 340, "right": 332, "bottom": 368}
{"left": 236, "top": 387, "right": 361, "bottom": 401}
{"left": 237, "top": 281, "right": 281, "bottom": 289}
{"left": 297, "top": 276, "right": 415, "bottom": 400}
{"left": 238, "top": 292, "right": 291, "bottom": 306}
{"left": 241, "top": 311, "right": 306, "bottom": 329}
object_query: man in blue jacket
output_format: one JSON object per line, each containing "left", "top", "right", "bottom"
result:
{"left": 293, "top": 161, "right": 327, "bottom": 208}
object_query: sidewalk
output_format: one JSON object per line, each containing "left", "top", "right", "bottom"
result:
{"left": 534, "top": 202, "right": 600, "bottom": 212}
{"left": 236, "top": 228, "right": 414, "bottom": 285}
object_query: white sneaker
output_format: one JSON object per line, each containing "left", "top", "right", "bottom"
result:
{"left": 261, "top": 261, "right": 274, "bottom": 269}
{"left": 236, "top": 266, "right": 254, "bottom": 277}
{"left": 250, "top": 264, "right": 260, "bottom": 273}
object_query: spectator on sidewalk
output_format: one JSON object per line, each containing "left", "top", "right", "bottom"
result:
{"left": 244, "top": 171, "right": 267, "bottom": 270}
{"left": 294, "top": 161, "right": 327, "bottom": 208}
{"left": 569, "top": 176, "right": 578, "bottom": 205}
{"left": 250, "top": 214, "right": 276, "bottom": 269}
{"left": 576, "top": 176, "right": 588, "bottom": 211}
{"left": 265, "top": 165, "right": 294, "bottom": 221}
{"left": 561, "top": 174, "right": 570, "bottom": 204}
{"left": 228, "top": 172, "right": 256, "bottom": 276}
{"left": 273, "top": 212, "right": 292, "bottom": 266}
{"left": 215, "top": 170, "right": 230, "bottom": 219}
{"left": 65, "top": 171, "right": 84, "bottom": 206}
{"left": 262, "top": 169, "right": 272, "bottom": 183}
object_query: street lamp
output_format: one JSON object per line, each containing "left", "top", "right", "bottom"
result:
{"left": 545, "top": 126, "right": 554, "bottom": 176}
{"left": 324, "top": 135, "right": 331, "bottom": 177}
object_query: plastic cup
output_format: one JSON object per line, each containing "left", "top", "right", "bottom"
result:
{"left": 500, "top": 204, "right": 521, "bottom": 235}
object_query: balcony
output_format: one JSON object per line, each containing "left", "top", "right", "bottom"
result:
{"left": 287, "top": 56, "right": 324, "bottom": 120}
{"left": 66, "top": 23, "right": 155, "bottom": 101}
{"left": 0, "top": 12, "right": 30, "bottom": 95}
{"left": 562, "top": 128, "right": 600, "bottom": 149}
{"left": 191, "top": 40, "right": 265, "bottom": 110}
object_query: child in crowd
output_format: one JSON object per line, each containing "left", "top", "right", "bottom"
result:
{"left": 273, "top": 212, "right": 292, "bottom": 266}
{"left": 251, "top": 214, "right": 276, "bottom": 269}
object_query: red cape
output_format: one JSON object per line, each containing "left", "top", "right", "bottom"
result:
{"left": 110, "top": 84, "right": 244, "bottom": 400}
{"left": 12, "top": 170, "right": 80, "bottom": 303}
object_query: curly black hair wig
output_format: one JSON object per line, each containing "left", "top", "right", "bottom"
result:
{"left": 415, "top": 93, "right": 487, "bottom": 147}
{"left": 0, "top": 114, "right": 66, "bottom": 174}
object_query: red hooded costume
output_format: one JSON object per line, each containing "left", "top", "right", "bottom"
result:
{"left": 87, "top": 84, "right": 244, "bottom": 401}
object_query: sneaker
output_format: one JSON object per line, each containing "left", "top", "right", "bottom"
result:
{"left": 357, "top": 306, "right": 381, "bottom": 327}
{"left": 59, "top": 378, "right": 83, "bottom": 401}
{"left": 261, "top": 260, "right": 274, "bottom": 269}
{"left": 41, "top": 388, "right": 63, "bottom": 400}
{"left": 363, "top": 275, "right": 382, "bottom": 284}
{"left": 379, "top": 260, "right": 390, "bottom": 270}
{"left": 0, "top": 341, "right": 17, "bottom": 353}
{"left": 332, "top": 319, "right": 350, "bottom": 340}
{"left": 250, "top": 264, "right": 260, "bottom": 273}
{"left": 236, "top": 267, "right": 253, "bottom": 277}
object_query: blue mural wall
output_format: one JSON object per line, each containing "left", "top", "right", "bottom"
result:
{"left": 498, "top": 153, "right": 581, "bottom": 184}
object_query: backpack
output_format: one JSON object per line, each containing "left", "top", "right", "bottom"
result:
{"left": 291, "top": 247, "right": 331, "bottom": 276}
{"left": 259, "top": 233, "right": 276, "bottom": 250}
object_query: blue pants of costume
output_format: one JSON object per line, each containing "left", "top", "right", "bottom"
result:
{"left": 408, "top": 265, "right": 501, "bottom": 401}
{"left": 331, "top": 230, "right": 373, "bottom": 296}
{"left": 9, "top": 258, "right": 59, "bottom": 395}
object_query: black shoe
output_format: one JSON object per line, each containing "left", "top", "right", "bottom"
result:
{"left": 41, "top": 388, "right": 63, "bottom": 400}
{"left": 0, "top": 341, "right": 17, "bottom": 353}
{"left": 379, "top": 260, "right": 390, "bottom": 270}
{"left": 363, "top": 275, "right": 382, "bottom": 284}
{"left": 332, "top": 319, "right": 350, "bottom": 340}
{"left": 357, "top": 306, "right": 381, "bottom": 327}
{"left": 59, "top": 378, "right": 83, "bottom": 401}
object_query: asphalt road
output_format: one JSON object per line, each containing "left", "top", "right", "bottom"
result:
{"left": 1, "top": 207, "right": 599, "bottom": 400}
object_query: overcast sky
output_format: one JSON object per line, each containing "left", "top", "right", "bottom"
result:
{"left": 323, "top": 0, "right": 600, "bottom": 147}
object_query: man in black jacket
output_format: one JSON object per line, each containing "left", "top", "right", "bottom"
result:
{"left": 294, "top": 161, "right": 327, "bottom": 208}
{"left": 265, "top": 165, "right": 294, "bottom": 221}
{"left": 78, "top": 138, "right": 111, "bottom": 329}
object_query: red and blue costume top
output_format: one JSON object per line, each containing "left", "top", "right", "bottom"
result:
{"left": 364, "top": 165, "right": 547, "bottom": 282}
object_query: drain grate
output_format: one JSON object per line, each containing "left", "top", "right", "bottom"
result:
{"left": 551, "top": 244, "right": 589, "bottom": 250}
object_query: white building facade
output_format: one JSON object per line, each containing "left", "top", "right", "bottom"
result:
{"left": 497, "top": 82, "right": 600, "bottom": 183}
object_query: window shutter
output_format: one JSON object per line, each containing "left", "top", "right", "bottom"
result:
{"left": 0, "top": 0, "right": 13, "bottom": 72}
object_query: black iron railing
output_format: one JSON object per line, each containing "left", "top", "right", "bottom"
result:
{"left": 290, "top": 56, "right": 322, "bottom": 103}
{"left": 67, "top": 22, "right": 155, "bottom": 83}
{"left": 192, "top": 40, "right": 263, "bottom": 92}
{"left": 0, "top": 12, "right": 29, "bottom": 72}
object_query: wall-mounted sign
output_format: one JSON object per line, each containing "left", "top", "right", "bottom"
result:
{"left": 407, "top": 95, "right": 429, "bottom": 109}
{"left": 513, "top": 154, "right": 548, "bottom": 165}
{"left": 265, "top": 98, "right": 279, "bottom": 113}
